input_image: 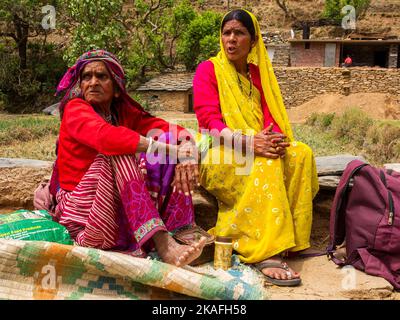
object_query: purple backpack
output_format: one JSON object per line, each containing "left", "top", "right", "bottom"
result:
{"left": 327, "top": 159, "right": 400, "bottom": 290}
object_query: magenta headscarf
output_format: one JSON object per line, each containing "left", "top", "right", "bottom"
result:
{"left": 56, "top": 49, "right": 143, "bottom": 118}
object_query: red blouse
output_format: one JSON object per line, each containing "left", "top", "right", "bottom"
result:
{"left": 58, "top": 98, "right": 187, "bottom": 191}
{"left": 193, "top": 60, "right": 282, "bottom": 134}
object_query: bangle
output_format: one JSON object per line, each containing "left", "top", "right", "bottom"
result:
{"left": 146, "top": 137, "right": 154, "bottom": 154}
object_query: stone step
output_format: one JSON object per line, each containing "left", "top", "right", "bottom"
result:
{"left": 315, "top": 154, "right": 366, "bottom": 176}
{"left": 0, "top": 158, "right": 52, "bottom": 168}
{"left": 0, "top": 158, "right": 52, "bottom": 208}
{"left": 0, "top": 155, "right": 396, "bottom": 212}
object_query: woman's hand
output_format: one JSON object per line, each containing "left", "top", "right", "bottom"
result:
{"left": 253, "top": 124, "right": 290, "bottom": 159}
{"left": 172, "top": 141, "right": 200, "bottom": 195}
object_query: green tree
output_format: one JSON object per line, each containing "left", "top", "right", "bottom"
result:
{"left": 61, "top": 0, "right": 127, "bottom": 64}
{"left": 124, "top": 0, "right": 196, "bottom": 84}
{"left": 177, "top": 11, "right": 221, "bottom": 71}
{"left": 323, "top": 0, "right": 371, "bottom": 22}
{"left": 0, "top": 0, "right": 66, "bottom": 112}
{"left": 0, "top": 0, "right": 58, "bottom": 69}
{"left": 62, "top": 0, "right": 200, "bottom": 85}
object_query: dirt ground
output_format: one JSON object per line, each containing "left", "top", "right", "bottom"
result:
{"left": 287, "top": 93, "right": 400, "bottom": 123}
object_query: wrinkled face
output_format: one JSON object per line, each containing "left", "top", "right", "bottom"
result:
{"left": 221, "top": 19, "right": 254, "bottom": 66}
{"left": 80, "top": 61, "right": 117, "bottom": 109}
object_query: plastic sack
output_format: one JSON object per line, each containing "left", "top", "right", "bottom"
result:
{"left": 0, "top": 209, "right": 73, "bottom": 245}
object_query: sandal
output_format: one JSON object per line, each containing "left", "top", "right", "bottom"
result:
{"left": 254, "top": 260, "right": 302, "bottom": 287}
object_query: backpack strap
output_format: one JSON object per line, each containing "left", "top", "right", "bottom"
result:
{"left": 327, "top": 160, "right": 369, "bottom": 264}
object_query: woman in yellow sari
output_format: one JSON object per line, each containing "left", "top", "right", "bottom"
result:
{"left": 193, "top": 9, "right": 319, "bottom": 286}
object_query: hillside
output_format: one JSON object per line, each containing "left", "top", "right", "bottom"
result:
{"left": 199, "top": 0, "right": 400, "bottom": 41}
{"left": 45, "top": 1, "right": 400, "bottom": 48}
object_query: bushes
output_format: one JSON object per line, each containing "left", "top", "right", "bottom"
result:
{"left": 0, "top": 42, "right": 67, "bottom": 113}
{"left": 305, "top": 112, "right": 335, "bottom": 129}
{"left": 330, "top": 107, "right": 373, "bottom": 148}
{"left": 176, "top": 11, "right": 221, "bottom": 71}
{"left": 304, "top": 107, "right": 399, "bottom": 165}
{"left": 364, "top": 123, "right": 400, "bottom": 164}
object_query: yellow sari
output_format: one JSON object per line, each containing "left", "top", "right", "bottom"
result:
{"left": 197, "top": 11, "right": 319, "bottom": 264}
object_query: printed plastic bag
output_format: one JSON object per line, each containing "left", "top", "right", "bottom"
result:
{"left": 0, "top": 209, "right": 73, "bottom": 245}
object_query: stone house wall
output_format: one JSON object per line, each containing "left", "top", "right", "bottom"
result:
{"left": 274, "top": 67, "right": 400, "bottom": 108}
{"left": 389, "top": 45, "right": 399, "bottom": 68}
{"left": 138, "top": 90, "right": 191, "bottom": 112}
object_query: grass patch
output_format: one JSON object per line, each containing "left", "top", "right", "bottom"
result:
{"left": 1, "top": 110, "right": 399, "bottom": 166}
{"left": 0, "top": 113, "right": 59, "bottom": 160}
{"left": 293, "top": 124, "right": 352, "bottom": 156}
{"left": 0, "top": 113, "right": 59, "bottom": 145}
{"left": 175, "top": 120, "right": 199, "bottom": 132}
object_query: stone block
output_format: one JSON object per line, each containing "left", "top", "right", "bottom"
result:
{"left": 316, "top": 154, "right": 366, "bottom": 176}
{"left": 0, "top": 158, "right": 52, "bottom": 208}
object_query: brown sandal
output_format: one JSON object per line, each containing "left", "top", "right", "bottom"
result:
{"left": 254, "top": 260, "right": 302, "bottom": 287}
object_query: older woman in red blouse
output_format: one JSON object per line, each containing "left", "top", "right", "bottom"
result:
{"left": 50, "top": 50, "right": 206, "bottom": 266}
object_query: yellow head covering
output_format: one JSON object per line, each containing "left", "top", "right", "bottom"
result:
{"left": 210, "top": 9, "right": 294, "bottom": 141}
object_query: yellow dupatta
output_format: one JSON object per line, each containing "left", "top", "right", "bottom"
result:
{"left": 210, "top": 10, "right": 294, "bottom": 141}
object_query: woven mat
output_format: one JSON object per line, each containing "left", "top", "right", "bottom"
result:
{"left": 0, "top": 239, "right": 268, "bottom": 300}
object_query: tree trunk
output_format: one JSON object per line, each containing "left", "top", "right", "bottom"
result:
{"left": 13, "top": 13, "right": 29, "bottom": 70}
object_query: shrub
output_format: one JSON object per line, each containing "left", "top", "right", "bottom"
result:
{"left": 330, "top": 107, "right": 373, "bottom": 148}
{"left": 0, "top": 43, "right": 67, "bottom": 113}
{"left": 305, "top": 112, "right": 336, "bottom": 129}
{"left": 364, "top": 123, "right": 400, "bottom": 165}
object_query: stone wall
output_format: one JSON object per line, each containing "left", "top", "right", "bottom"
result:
{"left": 139, "top": 91, "right": 191, "bottom": 112}
{"left": 0, "top": 159, "right": 52, "bottom": 208}
{"left": 140, "top": 67, "right": 400, "bottom": 111}
{"left": 267, "top": 44, "right": 290, "bottom": 67}
{"left": 274, "top": 67, "right": 400, "bottom": 108}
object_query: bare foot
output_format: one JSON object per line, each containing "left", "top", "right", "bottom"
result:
{"left": 153, "top": 231, "right": 207, "bottom": 267}
{"left": 259, "top": 255, "right": 300, "bottom": 281}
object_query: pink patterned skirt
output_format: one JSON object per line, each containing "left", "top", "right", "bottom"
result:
{"left": 55, "top": 154, "right": 194, "bottom": 257}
